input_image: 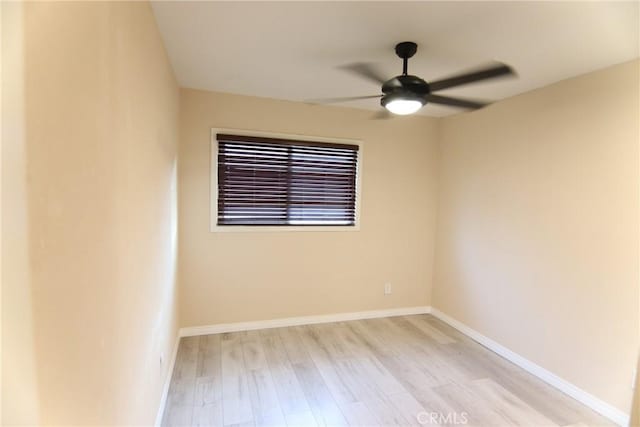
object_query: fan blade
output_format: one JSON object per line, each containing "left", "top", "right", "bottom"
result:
{"left": 339, "top": 62, "right": 388, "bottom": 85}
{"left": 371, "top": 110, "right": 393, "bottom": 120}
{"left": 306, "top": 95, "right": 381, "bottom": 104}
{"left": 429, "top": 63, "right": 515, "bottom": 91}
{"left": 427, "top": 94, "right": 487, "bottom": 109}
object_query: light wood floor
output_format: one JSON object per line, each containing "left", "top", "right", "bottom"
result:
{"left": 162, "top": 314, "right": 614, "bottom": 427}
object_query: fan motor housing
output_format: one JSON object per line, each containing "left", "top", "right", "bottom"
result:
{"left": 381, "top": 74, "right": 430, "bottom": 106}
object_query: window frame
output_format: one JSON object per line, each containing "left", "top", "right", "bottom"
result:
{"left": 210, "top": 128, "right": 363, "bottom": 232}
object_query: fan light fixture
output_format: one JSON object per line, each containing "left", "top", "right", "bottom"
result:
{"left": 383, "top": 97, "right": 425, "bottom": 115}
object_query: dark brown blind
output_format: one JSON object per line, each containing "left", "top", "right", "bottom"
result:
{"left": 217, "top": 133, "right": 359, "bottom": 226}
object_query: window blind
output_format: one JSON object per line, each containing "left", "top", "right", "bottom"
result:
{"left": 216, "top": 134, "right": 359, "bottom": 226}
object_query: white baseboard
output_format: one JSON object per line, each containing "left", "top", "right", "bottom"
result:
{"left": 430, "top": 307, "right": 630, "bottom": 427}
{"left": 179, "top": 305, "right": 432, "bottom": 337}
{"left": 154, "top": 334, "right": 180, "bottom": 427}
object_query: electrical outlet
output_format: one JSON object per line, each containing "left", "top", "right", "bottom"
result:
{"left": 384, "top": 283, "right": 392, "bottom": 295}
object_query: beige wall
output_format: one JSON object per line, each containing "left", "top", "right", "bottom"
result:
{"left": 179, "top": 89, "right": 438, "bottom": 327}
{"left": 433, "top": 60, "right": 639, "bottom": 414}
{"left": 2, "top": 2, "right": 40, "bottom": 424}
{"left": 2, "top": 2, "right": 180, "bottom": 424}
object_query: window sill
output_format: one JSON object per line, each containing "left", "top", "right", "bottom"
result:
{"left": 210, "top": 224, "right": 360, "bottom": 233}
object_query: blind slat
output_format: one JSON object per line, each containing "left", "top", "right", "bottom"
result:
{"left": 218, "top": 134, "right": 359, "bottom": 151}
{"left": 219, "top": 169, "right": 357, "bottom": 180}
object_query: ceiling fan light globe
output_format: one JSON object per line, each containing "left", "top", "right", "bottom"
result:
{"left": 384, "top": 98, "right": 424, "bottom": 115}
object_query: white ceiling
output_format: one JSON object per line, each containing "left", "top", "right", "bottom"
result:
{"left": 151, "top": 1, "right": 639, "bottom": 117}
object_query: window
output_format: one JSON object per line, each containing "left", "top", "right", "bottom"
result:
{"left": 214, "top": 132, "right": 360, "bottom": 228}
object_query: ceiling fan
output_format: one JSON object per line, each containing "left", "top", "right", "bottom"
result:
{"left": 316, "top": 41, "right": 516, "bottom": 116}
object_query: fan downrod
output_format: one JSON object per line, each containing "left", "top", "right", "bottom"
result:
{"left": 395, "top": 41, "right": 417, "bottom": 75}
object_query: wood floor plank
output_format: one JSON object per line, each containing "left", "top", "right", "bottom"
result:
{"left": 379, "top": 318, "right": 473, "bottom": 387}
{"left": 347, "top": 318, "right": 438, "bottom": 397}
{"left": 242, "top": 330, "right": 269, "bottom": 371}
{"left": 409, "top": 387, "right": 459, "bottom": 427}
{"left": 246, "top": 368, "right": 286, "bottom": 426}
{"left": 284, "top": 410, "right": 319, "bottom": 427}
{"left": 225, "top": 422, "right": 255, "bottom": 427}
{"left": 387, "top": 391, "right": 428, "bottom": 427}
{"left": 292, "top": 360, "right": 349, "bottom": 426}
{"left": 163, "top": 315, "right": 616, "bottom": 427}
{"left": 470, "top": 378, "right": 558, "bottom": 426}
{"left": 308, "top": 324, "right": 351, "bottom": 360}
{"left": 386, "top": 316, "right": 446, "bottom": 349}
{"left": 486, "top": 368, "right": 612, "bottom": 426}
{"left": 313, "top": 360, "right": 358, "bottom": 406}
{"left": 162, "top": 336, "right": 199, "bottom": 426}
{"left": 404, "top": 315, "right": 457, "bottom": 345}
{"left": 361, "top": 396, "right": 412, "bottom": 427}
{"left": 278, "top": 327, "right": 312, "bottom": 364}
{"left": 330, "top": 356, "right": 416, "bottom": 426}
{"left": 191, "top": 401, "right": 223, "bottom": 427}
{"left": 260, "top": 332, "right": 313, "bottom": 417}
{"left": 330, "top": 323, "right": 375, "bottom": 359}
{"left": 190, "top": 335, "right": 224, "bottom": 426}
{"left": 221, "top": 332, "right": 254, "bottom": 426}
{"left": 347, "top": 320, "right": 397, "bottom": 358}
{"left": 163, "top": 404, "right": 194, "bottom": 427}
{"left": 339, "top": 401, "right": 379, "bottom": 427}
{"left": 194, "top": 376, "right": 222, "bottom": 406}
{"left": 432, "top": 380, "right": 513, "bottom": 427}
{"left": 332, "top": 358, "right": 388, "bottom": 402}
{"left": 197, "top": 334, "right": 222, "bottom": 378}
{"left": 295, "top": 325, "right": 334, "bottom": 364}
{"left": 350, "top": 320, "right": 443, "bottom": 394}
{"left": 295, "top": 326, "right": 358, "bottom": 405}
{"left": 356, "top": 356, "right": 408, "bottom": 397}
{"left": 242, "top": 332, "right": 287, "bottom": 426}
{"left": 176, "top": 336, "right": 200, "bottom": 381}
